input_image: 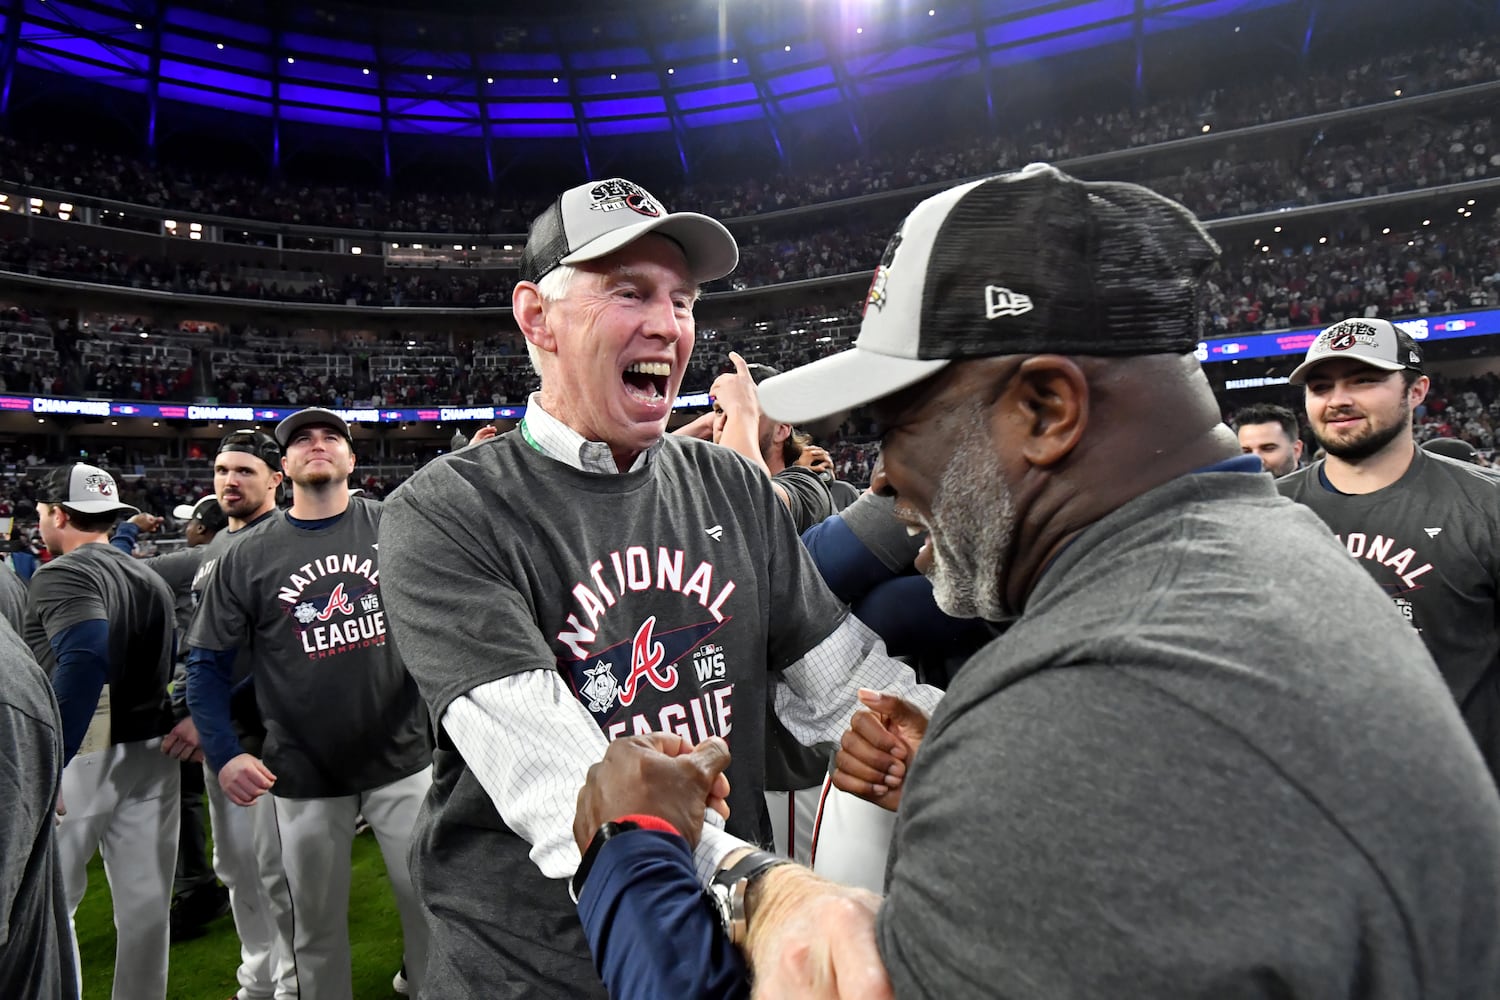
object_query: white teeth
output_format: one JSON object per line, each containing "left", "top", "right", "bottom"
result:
{"left": 625, "top": 361, "right": 671, "bottom": 377}
{"left": 906, "top": 525, "right": 923, "bottom": 537}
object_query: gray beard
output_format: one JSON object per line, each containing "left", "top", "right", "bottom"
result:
{"left": 927, "top": 416, "right": 1015, "bottom": 622}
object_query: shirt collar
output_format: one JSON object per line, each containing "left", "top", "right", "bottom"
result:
{"left": 521, "top": 392, "right": 660, "bottom": 475}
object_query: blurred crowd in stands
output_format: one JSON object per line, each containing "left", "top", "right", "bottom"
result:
{"left": 0, "top": 38, "right": 1492, "bottom": 230}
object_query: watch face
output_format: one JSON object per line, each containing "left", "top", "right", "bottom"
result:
{"left": 706, "top": 884, "right": 735, "bottom": 935}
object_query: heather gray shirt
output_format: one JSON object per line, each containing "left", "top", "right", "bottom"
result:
{"left": 0, "top": 561, "right": 26, "bottom": 636}
{"left": 879, "top": 471, "right": 1500, "bottom": 998}
{"left": 23, "top": 543, "right": 176, "bottom": 746}
{"left": 188, "top": 499, "right": 429, "bottom": 799}
{"left": 380, "top": 432, "right": 843, "bottom": 999}
{"left": 0, "top": 619, "right": 76, "bottom": 999}
{"left": 1280, "top": 449, "right": 1500, "bottom": 780}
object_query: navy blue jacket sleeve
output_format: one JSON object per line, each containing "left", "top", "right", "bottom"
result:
{"left": 578, "top": 829, "right": 749, "bottom": 1000}
{"left": 186, "top": 646, "right": 243, "bottom": 770}
{"left": 801, "top": 513, "right": 898, "bottom": 605}
{"left": 109, "top": 522, "right": 140, "bottom": 554}
{"left": 48, "top": 619, "right": 110, "bottom": 765}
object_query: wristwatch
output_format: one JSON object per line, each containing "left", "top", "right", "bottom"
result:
{"left": 707, "top": 850, "right": 790, "bottom": 948}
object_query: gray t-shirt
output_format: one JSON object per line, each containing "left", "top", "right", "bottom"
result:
{"left": 1280, "top": 449, "right": 1500, "bottom": 780}
{"left": 23, "top": 543, "right": 176, "bottom": 746}
{"left": 0, "top": 618, "right": 77, "bottom": 999}
{"left": 879, "top": 471, "right": 1500, "bottom": 998}
{"left": 772, "top": 465, "right": 835, "bottom": 534}
{"left": 380, "top": 432, "right": 843, "bottom": 999}
{"left": 187, "top": 498, "right": 429, "bottom": 799}
{"left": 0, "top": 561, "right": 26, "bottom": 636}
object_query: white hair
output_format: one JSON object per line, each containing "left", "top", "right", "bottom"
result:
{"left": 525, "top": 265, "right": 581, "bottom": 376}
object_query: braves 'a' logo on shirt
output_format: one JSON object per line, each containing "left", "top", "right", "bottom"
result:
{"left": 279, "top": 553, "right": 385, "bottom": 659}
{"left": 555, "top": 545, "right": 739, "bottom": 745}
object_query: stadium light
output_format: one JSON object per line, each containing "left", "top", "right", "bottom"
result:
{"left": 217, "top": 43, "right": 224, "bottom": 49}
{"left": 352, "top": 246, "right": 362, "bottom": 255}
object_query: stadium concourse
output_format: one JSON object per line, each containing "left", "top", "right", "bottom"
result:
{"left": 2, "top": 0, "right": 1500, "bottom": 996}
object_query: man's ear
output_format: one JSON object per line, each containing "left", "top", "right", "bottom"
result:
{"left": 997, "top": 355, "right": 1088, "bottom": 468}
{"left": 513, "top": 282, "right": 555, "bottom": 355}
{"left": 771, "top": 422, "right": 792, "bottom": 446}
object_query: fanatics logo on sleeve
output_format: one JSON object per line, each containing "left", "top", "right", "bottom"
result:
{"left": 985, "top": 286, "right": 1034, "bottom": 320}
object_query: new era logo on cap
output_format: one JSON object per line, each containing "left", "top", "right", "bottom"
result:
{"left": 985, "top": 286, "right": 1034, "bottom": 320}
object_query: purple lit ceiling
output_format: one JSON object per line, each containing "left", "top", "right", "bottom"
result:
{"left": 3, "top": 0, "right": 1300, "bottom": 156}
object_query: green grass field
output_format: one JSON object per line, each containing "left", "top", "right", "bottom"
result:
{"left": 75, "top": 829, "right": 406, "bottom": 1000}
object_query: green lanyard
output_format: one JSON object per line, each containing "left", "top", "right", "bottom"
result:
{"left": 518, "top": 419, "right": 544, "bottom": 455}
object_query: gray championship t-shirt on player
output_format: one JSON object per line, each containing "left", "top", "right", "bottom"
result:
{"left": 1280, "top": 449, "right": 1500, "bottom": 781}
{"left": 187, "top": 498, "right": 429, "bottom": 799}
{"left": 879, "top": 471, "right": 1500, "bottom": 998}
{"left": 181, "top": 513, "right": 275, "bottom": 752}
{"left": 0, "top": 619, "right": 77, "bottom": 999}
{"left": 0, "top": 561, "right": 27, "bottom": 635}
{"left": 379, "top": 432, "right": 845, "bottom": 999}
{"left": 772, "top": 465, "right": 835, "bottom": 534}
{"left": 23, "top": 543, "right": 176, "bottom": 747}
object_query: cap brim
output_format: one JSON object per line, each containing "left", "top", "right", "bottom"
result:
{"left": 1287, "top": 353, "right": 1406, "bottom": 385}
{"left": 44, "top": 499, "right": 139, "bottom": 516}
{"left": 172, "top": 504, "right": 196, "bottom": 520}
{"left": 562, "top": 212, "right": 739, "bottom": 284}
{"left": 757, "top": 347, "right": 951, "bottom": 425}
{"left": 275, "top": 410, "right": 353, "bottom": 448}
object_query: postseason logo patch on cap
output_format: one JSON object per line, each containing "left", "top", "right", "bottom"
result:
{"left": 1323, "top": 320, "right": 1382, "bottom": 352}
{"left": 586, "top": 179, "right": 663, "bottom": 219}
{"left": 84, "top": 472, "right": 116, "bottom": 498}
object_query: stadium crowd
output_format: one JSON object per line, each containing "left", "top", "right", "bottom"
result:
{"left": 0, "top": 37, "right": 1492, "bottom": 230}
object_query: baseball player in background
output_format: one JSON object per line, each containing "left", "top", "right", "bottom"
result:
{"left": 186, "top": 410, "right": 430, "bottom": 1000}
{"left": 23, "top": 463, "right": 179, "bottom": 1000}
{"left": 180, "top": 429, "right": 298, "bottom": 1000}
{"left": 1279, "top": 318, "right": 1500, "bottom": 784}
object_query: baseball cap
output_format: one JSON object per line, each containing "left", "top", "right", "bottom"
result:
{"left": 218, "top": 428, "right": 282, "bottom": 470}
{"left": 757, "top": 163, "right": 1221, "bottom": 425}
{"left": 275, "top": 407, "right": 353, "bottom": 449}
{"left": 1287, "top": 318, "right": 1424, "bottom": 385}
{"left": 173, "top": 494, "right": 229, "bottom": 533}
{"left": 35, "top": 463, "right": 139, "bottom": 516}
{"left": 519, "top": 177, "right": 739, "bottom": 286}
{"left": 1421, "top": 437, "right": 1479, "bottom": 462}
